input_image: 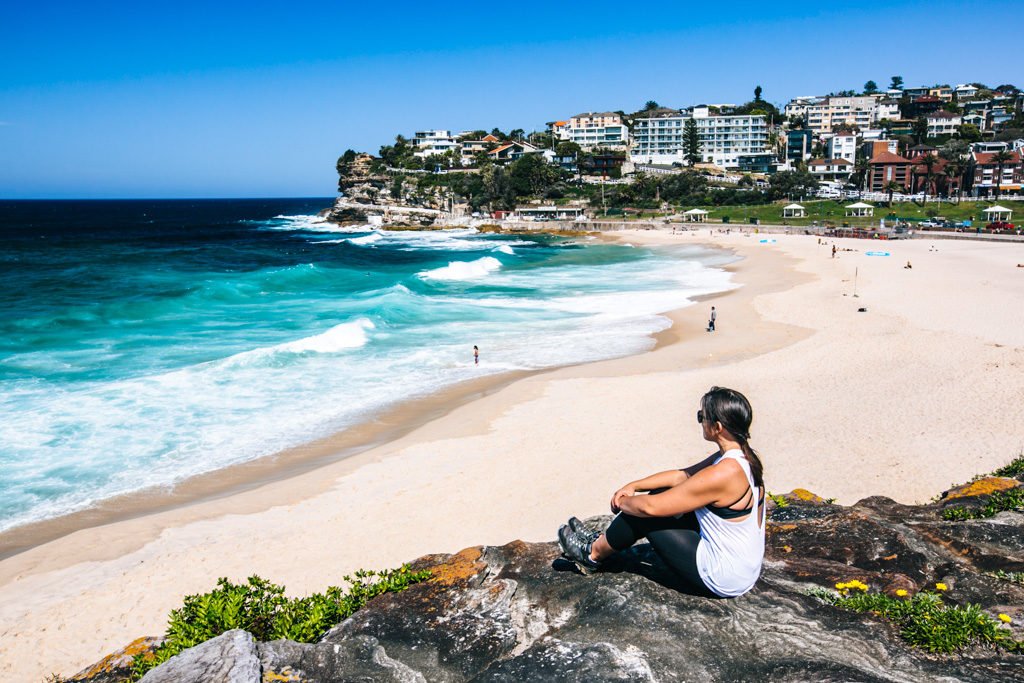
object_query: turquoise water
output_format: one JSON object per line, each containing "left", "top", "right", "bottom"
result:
{"left": 0, "top": 199, "right": 736, "bottom": 532}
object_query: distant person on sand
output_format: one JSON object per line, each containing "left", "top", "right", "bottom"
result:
{"left": 557, "top": 386, "right": 766, "bottom": 598}
{"left": 831, "top": 244, "right": 837, "bottom": 258}
{"left": 904, "top": 261, "right": 912, "bottom": 269}
{"left": 473, "top": 345, "right": 479, "bottom": 365}
{"left": 708, "top": 306, "right": 716, "bottom": 332}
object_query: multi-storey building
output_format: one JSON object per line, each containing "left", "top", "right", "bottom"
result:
{"left": 867, "top": 151, "right": 914, "bottom": 192}
{"left": 630, "top": 106, "right": 769, "bottom": 169}
{"left": 925, "top": 111, "right": 962, "bottom": 137}
{"left": 555, "top": 112, "right": 630, "bottom": 149}
{"left": 786, "top": 95, "right": 899, "bottom": 135}
{"left": 786, "top": 129, "right": 813, "bottom": 163}
{"left": 826, "top": 131, "right": 858, "bottom": 164}
{"left": 411, "top": 130, "right": 460, "bottom": 158}
{"left": 969, "top": 151, "right": 1022, "bottom": 198}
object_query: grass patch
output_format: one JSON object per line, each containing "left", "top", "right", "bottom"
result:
{"left": 941, "top": 488, "right": 1024, "bottom": 521}
{"left": 131, "top": 566, "right": 431, "bottom": 680}
{"left": 808, "top": 584, "right": 1023, "bottom": 654}
{"left": 987, "top": 570, "right": 1024, "bottom": 585}
{"left": 767, "top": 492, "right": 789, "bottom": 509}
{"left": 993, "top": 455, "right": 1024, "bottom": 479}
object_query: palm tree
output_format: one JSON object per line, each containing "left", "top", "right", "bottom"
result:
{"left": 885, "top": 181, "right": 902, "bottom": 207}
{"left": 990, "top": 150, "right": 1015, "bottom": 200}
{"left": 918, "top": 153, "right": 940, "bottom": 201}
{"left": 943, "top": 159, "right": 965, "bottom": 202}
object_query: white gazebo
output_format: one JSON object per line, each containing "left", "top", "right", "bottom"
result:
{"left": 845, "top": 201, "right": 875, "bottom": 217}
{"left": 782, "top": 203, "right": 806, "bottom": 218}
{"left": 683, "top": 208, "right": 709, "bottom": 223}
{"left": 983, "top": 205, "right": 1013, "bottom": 222}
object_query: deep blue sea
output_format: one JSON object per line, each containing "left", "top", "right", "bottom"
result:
{"left": 0, "top": 199, "right": 736, "bottom": 532}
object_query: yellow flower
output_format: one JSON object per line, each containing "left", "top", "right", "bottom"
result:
{"left": 935, "top": 582, "right": 948, "bottom": 591}
{"left": 835, "top": 582, "right": 847, "bottom": 590}
{"left": 895, "top": 589, "right": 908, "bottom": 597}
{"left": 998, "top": 614, "right": 1012, "bottom": 623}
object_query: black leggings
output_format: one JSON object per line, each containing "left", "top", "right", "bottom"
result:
{"left": 604, "top": 510, "right": 716, "bottom": 597}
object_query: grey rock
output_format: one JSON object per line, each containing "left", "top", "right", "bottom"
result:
{"left": 139, "top": 629, "right": 259, "bottom": 683}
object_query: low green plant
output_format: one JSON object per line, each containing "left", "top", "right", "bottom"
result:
{"left": 131, "top": 565, "right": 430, "bottom": 680}
{"left": 986, "top": 569, "right": 1024, "bottom": 585}
{"left": 941, "top": 487, "right": 1024, "bottom": 520}
{"left": 993, "top": 454, "right": 1024, "bottom": 479}
{"left": 768, "top": 492, "right": 789, "bottom": 509}
{"left": 808, "top": 585, "right": 1023, "bottom": 654}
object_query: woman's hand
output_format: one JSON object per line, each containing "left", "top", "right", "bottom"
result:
{"left": 611, "top": 484, "right": 636, "bottom": 513}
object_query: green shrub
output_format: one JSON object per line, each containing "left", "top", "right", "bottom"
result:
{"left": 808, "top": 586, "right": 1023, "bottom": 654}
{"left": 131, "top": 565, "right": 430, "bottom": 680}
{"left": 993, "top": 454, "right": 1024, "bottom": 479}
{"left": 986, "top": 570, "right": 1024, "bottom": 585}
{"left": 767, "top": 492, "right": 789, "bottom": 509}
{"left": 941, "top": 487, "right": 1024, "bottom": 520}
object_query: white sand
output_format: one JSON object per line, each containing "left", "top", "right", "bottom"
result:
{"left": 2, "top": 232, "right": 1023, "bottom": 680}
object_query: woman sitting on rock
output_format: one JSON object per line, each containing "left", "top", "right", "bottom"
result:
{"left": 558, "top": 386, "right": 766, "bottom": 598}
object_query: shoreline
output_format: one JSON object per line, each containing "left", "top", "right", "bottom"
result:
{"left": 6, "top": 231, "right": 1024, "bottom": 682}
{"left": 0, "top": 235, "right": 743, "bottom": 566}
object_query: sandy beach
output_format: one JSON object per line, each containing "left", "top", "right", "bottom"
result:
{"left": 3, "top": 231, "right": 1024, "bottom": 681}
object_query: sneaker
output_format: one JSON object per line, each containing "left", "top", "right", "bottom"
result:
{"left": 568, "top": 516, "right": 599, "bottom": 544}
{"left": 558, "top": 524, "right": 601, "bottom": 571}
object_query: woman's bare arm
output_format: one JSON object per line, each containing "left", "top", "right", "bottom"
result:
{"left": 618, "top": 461, "right": 738, "bottom": 518}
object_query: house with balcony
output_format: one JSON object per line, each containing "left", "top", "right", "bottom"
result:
{"left": 459, "top": 134, "right": 501, "bottom": 165}
{"left": 790, "top": 95, "right": 898, "bottom": 135}
{"left": 555, "top": 112, "right": 630, "bottom": 150}
{"left": 968, "top": 151, "right": 1023, "bottom": 198}
{"left": 488, "top": 141, "right": 542, "bottom": 164}
{"left": 925, "top": 111, "right": 962, "bottom": 138}
{"left": 867, "top": 151, "right": 913, "bottom": 192}
{"left": 955, "top": 84, "right": 979, "bottom": 100}
{"left": 412, "top": 130, "right": 460, "bottom": 158}
{"left": 808, "top": 158, "right": 853, "bottom": 182}
{"left": 826, "top": 130, "right": 858, "bottom": 164}
{"left": 786, "top": 129, "right": 814, "bottom": 163}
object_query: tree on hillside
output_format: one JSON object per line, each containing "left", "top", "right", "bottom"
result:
{"left": 957, "top": 122, "right": 982, "bottom": 143}
{"left": 555, "top": 141, "right": 582, "bottom": 157}
{"left": 890, "top": 76, "right": 904, "bottom": 90}
{"left": 644, "top": 100, "right": 660, "bottom": 111}
{"left": 509, "top": 128, "right": 525, "bottom": 141}
{"left": 913, "top": 116, "right": 929, "bottom": 144}
{"left": 768, "top": 170, "right": 818, "bottom": 200}
{"left": 754, "top": 85, "right": 763, "bottom": 101}
{"left": 990, "top": 149, "right": 1015, "bottom": 200}
{"left": 864, "top": 80, "right": 879, "bottom": 94}
{"left": 490, "top": 128, "right": 508, "bottom": 141}
{"left": 508, "top": 154, "right": 562, "bottom": 197}
{"left": 683, "top": 118, "right": 702, "bottom": 165}
{"left": 917, "top": 153, "right": 940, "bottom": 200}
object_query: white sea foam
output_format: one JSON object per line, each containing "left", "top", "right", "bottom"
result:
{"left": 346, "top": 232, "right": 384, "bottom": 245}
{"left": 419, "top": 256, "right": 503, "bottom": 281}
{"left": 221, "top": 319, "right": 375, "bottom": 367}
{"left": 493, "top": 245, "right": 515, "bottom": 255}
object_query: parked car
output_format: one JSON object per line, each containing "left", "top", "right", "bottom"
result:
{"left": 986, "top": 221, "right": 1015, "bottom": 232}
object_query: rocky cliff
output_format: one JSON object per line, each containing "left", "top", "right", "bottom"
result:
{"left": 67, "top": 478, "right": 1024, "bottom": 682}
{"left": 325, "top": 153, "right": 447, "bottom": 227}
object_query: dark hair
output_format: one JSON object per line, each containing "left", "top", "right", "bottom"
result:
{"left": 700, "top": 386, "right": 764, "bottom": 488}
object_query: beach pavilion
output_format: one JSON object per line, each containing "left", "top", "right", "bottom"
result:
{"left": 982, "top": 205, "right": 1013, "bottom": 222}
{"left": 783, "top": 203, "right": 806, "bottom": 218}
{"left": 683, "top": 208, "right": 709, "bottom": 223}
{"left": 845, "top": 202, "right": 874, "bottom": 217}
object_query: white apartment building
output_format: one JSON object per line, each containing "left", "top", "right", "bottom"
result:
{"left": 556, "top": 111, "right": 630, "bottom": 149}
{"left": 926, "top": 111, "right": 962, "bottom": 137}
{"left": 826, "top": 132, "right": 858, "bottom": 164}
{"left": 411, "top": 130, "right": 460, "bottom": 158}
{"left": 786, "top": 95, "right": 899, "bottom": 135}
{"left": 630, "top": 107, "right": 769, "bottom": 169}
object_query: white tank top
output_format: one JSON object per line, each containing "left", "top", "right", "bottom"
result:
{"left": 694, "top": 450, "right": 766, "bottom": 597}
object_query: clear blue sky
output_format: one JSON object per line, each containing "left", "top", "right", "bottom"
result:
{"left": 2, "top": 0, "right": 1020, "bottom": 198}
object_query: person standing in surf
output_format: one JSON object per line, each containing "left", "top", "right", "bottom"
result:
{"left": 473, "top": 345, "right": 479, "bottom": 365}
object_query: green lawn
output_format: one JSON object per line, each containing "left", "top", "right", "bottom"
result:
{"left": 672, "top": 200, "right": 1023, "bottom": 228}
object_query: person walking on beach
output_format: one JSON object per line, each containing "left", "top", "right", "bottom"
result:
{"left": 831, "top": 244, "right": 837, "bottom": 259}
{"left": 708, "top": 306, "right": 716, "bottom": 332}
{"left": 473, "top": 345, "right": 479, "bottom": 365}
{"left": 557, "top": 387, "right": 766, "bottom": 598}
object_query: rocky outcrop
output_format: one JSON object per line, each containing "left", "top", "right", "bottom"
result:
{"left": 327, "top": 153, "right": 448, "bottom": 227}
{"left": 70, "top": 481, "right": 1024, "bottom": 682}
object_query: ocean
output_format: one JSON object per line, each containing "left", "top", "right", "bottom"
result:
{"left": 0, "top": 199, "right": 736, "bottom": 533}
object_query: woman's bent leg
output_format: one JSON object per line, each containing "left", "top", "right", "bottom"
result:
{"left": 603, "top": 512, "right": 713, "bottom": 595}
